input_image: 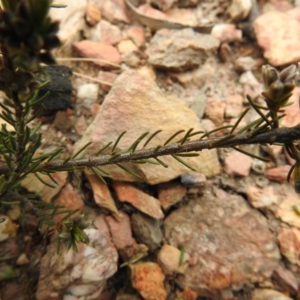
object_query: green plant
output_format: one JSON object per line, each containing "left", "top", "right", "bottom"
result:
{"left": 0, "top": 0, "right": 299, "bottom": 253}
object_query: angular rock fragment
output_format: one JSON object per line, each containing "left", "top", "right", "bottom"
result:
{"left": 164, "top": 191, "right": 280, "bottom": 297}
{"left": 252, "top": 288, "right": 293, "bottom": 300}
{"left": 74, "top": 70, "right": 220, "bottom": 184}
{"left": 146, "top": 28, "right": 219, "bottom": 71}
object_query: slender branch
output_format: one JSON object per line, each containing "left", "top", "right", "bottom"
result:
{"left": 0, "top": 124, "right": 298, "bottom": 174}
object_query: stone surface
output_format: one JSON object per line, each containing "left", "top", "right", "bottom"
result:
{"left": 211, "top": 24, "right": 242, "bottom": 43}
{"left": 224, "top": 94, "right": 243, "bottom": 118}
{"left": 146, "top": 28, "right": 220, "bottom": 71}
{"left": 272, "top": 267, "right": 299, "bottom": 295}
{"left": 130, "top": 262, "right": 167, "bottom": 300}
{"left": 74, "top": 69, "right": 220, "bottom": 184}
{"left": 86, "top": 174, "right": 119, "bottom": 217}
{"left": 127, "top": 25, "right": 145, "bottom": 47}
{"left": 105, "top": 212, "right": 136, "bottom": 251}
{"left": 227, "top": 0, "right": 252, "bottom": 21}
{"left": 85, "top": 2, "right": 101, "bottom": 26}
{"left": 224, "top": 150, "right": 253, "bottom": 177}
{"left": 73, "top": 41, "right": 122, "bottom": 66}
{"left": 247, "top": 186, "right": 279, "bottom": 209}
{"left": 265, "top": 165, "right": 290, "bottom": 183}
{"left": 97, "top": 70, "right": 118, "bottom": 92}
{"left": 180, "top": 172, "right": 207, "bottom": 187}
{"left": 98, "top": 20, "right": 122, "bottom": 45}
{"left": 252, "top": 288, "right": 293, "bottom": 300}
{"left": 253, "top": 9, "right": 300, "bottom": 66}
{"left": 157, "top": 244, "right": 190, "bottom": 275}
{"left": 150, "top": 0, "right": 176, "bottom": 11}
{"left": 234, "top": 56, "right": 257, "bottom": 72}
{"left": 21, "top": 171, "right": 68, "bottom": 203}
{"left": 131, "top": 212, "right": 163, "bottom": 251}
{"left": 164, "top": 191, "right": 280, "bottom": 297}
{"left": 278, "top": 227, "right": 300, "bottom": 265}
{"left": 36, "top": 215, "right": 118, "bottom": 300}
{"left": 113, "top": 181, "right": 164, "bottom": 219}
{"left": 99, "top": 0, "right": 129, "bottom": 23}
{"left": 282, "top": 87, "right": 300, "bottom": 128}
{"left": 157, "top": 180, "right": 187, "bottom": 210}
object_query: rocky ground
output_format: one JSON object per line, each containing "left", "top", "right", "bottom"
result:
{"left": 1, "top": 0, "right": 300, "bottom": 299}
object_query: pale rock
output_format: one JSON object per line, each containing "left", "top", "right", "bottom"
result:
{"left": 200, "top": 119, "right": 215, "bottom": 133}
{"left": 0, "top": 216, "right": 16, "bottom": 242}
{"left": 49, "top": 0, "right": 87, "bottom": 46}
{"left": 253, "top": 10, "right": 300, "bottom": 66}
{"left": 157, "top": 181, "right": 187, "bottom": 210}
{"left": 113, "top": 181, "right": 164, "bottom": 219}
{"left": 262, "top": 144, "right": 283, "bottom": 159}
{"left": 265, "top": 165, "right": 290, "bottom": 183}
{"left": 227, "top": 0, "right": 252, "bottom": 21}
{"left": 177, "top": 0, "right": 198, "bottom": 6}
{"left": 204, "top": 99, "right": 226, "bottom": 126}
{"left": 73, "top": 41, "right": 122, "bottom": 66}
{"left": 278, "top": 227, "right": 300, "bottom": 265}
{"left": 36, "top": 215, "right": 118, "bottom": 300}
{"left": 74, "top": 115, "right": 87, "bottom": 136}
{"left": 272, "top": 267, "right": 299, "bottom": 295}
{"left": 21, "top": 172, "right": 68, "bottom": 203}
{"left": 211, "top": 24, "right": 242, "bottom": 43}
{"left": 16, "top": 253, "right": 29, "bottom": 265}
{"left": 131, "top": 212, "right": 163, "bottom": 251}
{"left": 276, "top": 189, "right": 300, "bottom": 228}
{"left": 92, "top": 20, "right": 122, "bottom": 45}
{"left": 146, "top": 28, "right": 220, "bottom": 71}
{"left": 97, "top": 70, "right": 118, "bottom": 92}
{"left": 117, "top": 40, "right": 139, "bottom": 55}
{"left": 76, "top": 83, "right": 99, "bottom": 107}
{"left": 73, "top": 70, "right": 220, "bottom": 184}
{"left": 282, "top": 87, "right": 300, "bottom": 128}
{"left": 137, "top": 65, "right": 157, "bottom": 81}
{"left": 234, "top": 56, "right": 257, "bottom": 72}
{"left": 130, "top": 262, "right": 167, "bottom": 300}
{"left": 225, "top": 94, "right": 243, "bottom": 118}
{"left": 99, "top": 0, "right": 129, "bottom": 23}
{"left": 150, "top": 0, "right": 176, "bottom": 11}
{"left": 127, "top": 25, "right": 145, "bottom": 47}
{"left": 165, "top": 8, "right": 198, "bottom": 27}
{"left": 188, "top": 91, "right": 208, "bottom": 119}
{"left": 86, "top": 174, "right": 119, "bottom": 217}
{"left": 91, "top": 103, "right": 101, "bottom": 118}
{"left": 252, "top": 289, "right": 293, "bottom": 300}
{"left": 105, "top": 212, "right": 136, "bottom": 251}
{"left": 247, "top": 186, "right": 279, "bottom": 208}
{"left": 164, "top": 192, "right": 280, "bottom": 297}
{"left": 224, "top": 150, "right": 253, "bottom": 177}
{"left": 239, "top": 71, "right": 260, "bottom": 87}
{"left": 85, "top": 2, "right": 101, "bottom": 26}
{"left": 157, "top": 244, "right": 190, "bottom": 274}
{"left": 137, "top": 3, "right": 168, "bottom": 20}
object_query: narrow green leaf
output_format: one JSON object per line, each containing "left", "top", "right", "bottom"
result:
{"left": 72, "top": 142, "right": 92, "bottom": 159}
{"left": 200, "top": 125, "right": 233, "bottom": 139}
{"left": 111, "top": 131, "right": 126, "bottom": 153}
{"left": 153, "top": 145, "right": 162, "bottom": 155}
{"left": 172, "top": 155, "right": 196, "bottom": 171}
{"left": 95, "top": 142, "right": 112, "bottom": 156}
{"left": 155, "top": 157, "right": 168, "bottom": 168}
{"left": 179, "top": 128, "right": 194, "bottom": 145}
{"left": 287, "top": 164, "right": 295, "bottom": 183}
{"left": 128, "top": 132, "right": 149, "bottom": 152}
{"left": 91, "top": 167, "right": 107, "bottom": 184}
{"left": 232, "top": 146, "right": 269, "bottom": 162}
{"left": 107, "top": 153, "right": 122, "bottom": 162}
{"left": 34, "top": 173, "right": 56, "bottom": 188}
{"left": 95, "top": 166, "right": 110, "bottom": 175}
{"left": 47, "top": 148, "right": 63, "bottom": 162}
{"left": 164, "top": 130, "right": 185, "bottom": 146}
{"left": 230, "top": 108, "right": 250, "bottom": 134}
{"left": 116, "top": 163, "right": 141, "bottom": 178}
{"left": 143, "top": 130, "right": 162, "bottom": 148}
{"left": 132, "top": 159, "right": 160, "bottom": 165}
{"left": 208, "top": 134, "right": 235, "bottom": 148}
{"left": 30, "top": 122, "right": 42, "bottom": 137}
{"left": 175, "top": 153, "right": 199, "bottom": 157}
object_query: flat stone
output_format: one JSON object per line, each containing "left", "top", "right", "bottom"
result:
{"left": 272, "top": 267, "right": 299, "bottom": 295}
{"left": 265, "top": 165, "right": 290, "bottom": 183}
{"left": 157, "top": 181, "right": 187, "bottom": 210}
{"left": 113, "top": 181, "right": 164, "bottom": 219}
{"left": 146, "top": 28, "right": 220, "bottom": 71}
{"left": 252, "top": 288, "right": 293, "bottom": 300}
{"left": 130, "top": 262, "right": 167, "bottom": 300}
{"left": 227, "top": 0, "right": 252, "bottom": 21}
{"left": 211, "top": 24, "right": 242, "bottom": 43}
{"left": 164, "top": 191, "right": 280, "bottom": 297}
{"left": 224, "top": 94, "right": 243, "bottom": 118}
{"left": 247, "top": 186, "right": 279, "bottom": 209}
{"left": 73, "top": 41, "right": 122, "bottom": 66}
{"left": 131, "top": 212, "right": 163, "bottom": 251}
{"left": 253, "top": 9, "right": 300, "bottom": 66}
{"left": 180, "top": 172, "right": 207, "bottom": 187}
{"left": 98, "top": 20, "right": 122, "bottom": 45}
{"left": 127, "top": 25, "right": 145, "bottom": 47}
{"left": 100, "top": 0, "right": 129, "bottom": 23}
{"left": 234, "top": 56, "right": 257, "bottom": 72}
{"left": 204, "top": 100, "right": 226, "bottom": 126}
{"left": 278, "top": 227, "right": 300, "bottom": 265}
{"left": 73, "top": 69, "right": 220, "bottom": 184}
{"left": 224, "top": 150, "right": 253, "bottom": 177}
{"left": 85, "top": 2, "right": 101, "bottom": 26}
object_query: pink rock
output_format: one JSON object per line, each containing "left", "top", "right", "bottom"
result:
{"left": 282, "top": 87, "right": 300, "bottom": 128}
{"left": 137, "top": 3, "right": 167, "bottom": 20}
{"left": 85, "top": 2, "right": 101, "bottom": 26}
{"left": 97, "top": 70, "right": 118, "bottom": 92}
{"left": 211, "top": 24, "right": 242, "bottom": 43}
{"left": 105, "top": 212, "right": 136, "bottom": 251}
{"left": 130, "top": 262, "right": 167, "bottom": 300}
{"left": 204, "top": 99, "right": 226, "bottom": 126}
{"left": 253, "top": 10, "right": 300, "bottom": 66}
{"left": 227, "top": 0, "right": 252, "bottom": 21}
{"left": 73, "top": 40, "right": 122, "bottom": 66}
{"left": 278, "top": 227, "right": 300, "bottom": 264}
{"left": 252, "top": 289, "right": 293, "bottom": 300}
{"left": 157, "top": 181, "right": 187, "bottom": 210}
{"left": 99, "top": 20, "right": 122, "bottom": 45}
{"left": 247, "top": 186, "right": 279, "bottom": 208}
{"left": 272, "top": 267, "right": 299, "bottom": 295}
{"left": 100, "top": 0, "right": 129, "bottom": 23}
{"left": 150, "top": 0, "right": 175, "bottom": 11}
{"left": 224, "top": 94, "right": 243, "bottom": 118}
{"left": 74, "top": 115, "right": 87, "bottom": 136}
{"left": 265, "top": 165, "right": 290, "bottom": 183}
{"left": 127, "top": 25, "right": 145, "bottom": 47}
{"left": 113, "top": 181, "right": 164, "bottom": 219}
{"left": 224, "top": 150, "right": 252, "bottom": 177}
